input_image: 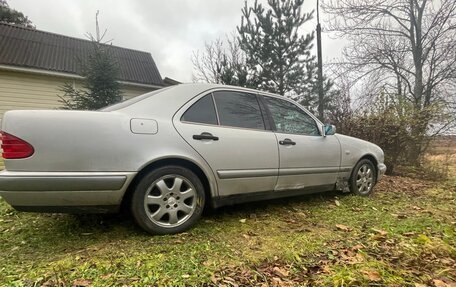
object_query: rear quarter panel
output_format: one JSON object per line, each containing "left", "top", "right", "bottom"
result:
{"left": 1, "top": 110, "right": 213, "bottom": 177}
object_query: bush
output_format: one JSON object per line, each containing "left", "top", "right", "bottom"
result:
{"left": 333, "top": 95, "right": 416, "bottom": 174}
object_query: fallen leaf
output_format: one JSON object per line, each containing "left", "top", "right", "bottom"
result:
{"left": 239, "top": 219, "right": 246, "bottom": 223}
{"left": 72, "top": 279, "right": 92, "bottom": 287}
{"left": 362, "top": 269, "right": 381, "bottom": 282}
{"left": 271, "top": 277, "right": 282, "bottom": 287}
{"left": 181, "top": 274, "right": 190, "bottom": 279}
{"left": 372, "top": 228, "right": 387, "bottom": 236}
{"left": 273, "top": 266, "right": 289, "bottom": 277}
{"left": 335, "top": 224, "right": 351, "bottom": 232}
{"left": 392, "top": 213, "right": 408, "bottom": 219}
{"left": 352, "top": 244, "right": 364, "bottom": 250}
{"left": 322, "top": 265, "right": 331, "bottom": 273}
{"left": 335, "top": 200, "right": 341, "bottom": 206}
{"left": 414, "top": 284, "right": 428, "bottom": 287}
{"left": 371, "top": 228, "right": 388, "bottom": 241}
{"left": 100, "top": 273, "right": 113, "bottom": 280}
{"left": 433, "top": 279, "right": 456, "bottom": 287}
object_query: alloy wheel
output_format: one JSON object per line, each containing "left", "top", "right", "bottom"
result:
{"left": 356, "top": 164, "right": 374, "bottom": 195}
{"left": 144, "top": 175, "right": 196, "bottom": 227}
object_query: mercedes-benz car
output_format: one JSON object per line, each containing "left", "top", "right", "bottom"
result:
{"left": 0, "top": 84, "right": 386, "bottom": 234}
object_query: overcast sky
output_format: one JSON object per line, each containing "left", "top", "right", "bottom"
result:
{"left": 8, "top": 0, "right": 344, "bottom": 82}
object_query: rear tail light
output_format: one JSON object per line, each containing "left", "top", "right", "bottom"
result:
{"left": 0, "top": 131, "right": 34, "bottom": 159}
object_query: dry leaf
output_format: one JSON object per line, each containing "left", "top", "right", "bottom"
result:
{"left": 239, "top": 219, "right": 246, "bottom": 223}
{"left": 362, "top": 269, "right": 381, "bottom": 282}
{"left": 273, "top": 266, "right": 289, "bottom": 277}
{"left": 335, "top": 200, "right": 341, "bottom": 206}
{"left": 352, "top": 244, "right": 363, "bottom": 250}
{"left": 72, "top": 279, "right": 92, "bottom": 287}
{"left": 322, "top": 265, "right": 331, "bottom": 273}
{"left": 100, "top": 273, "right": 113, "bottom": 280}
{"left": 433, "top": 279, "right": 456, "bottom": 287}
{"left": 335, "top": 224, "right": 351, "bottom": 231}
{"left": 414, "top": 283, "right": 428, "bottom": 287}
{"left": 372, "top": 228, "right": 388, "bottom": 236}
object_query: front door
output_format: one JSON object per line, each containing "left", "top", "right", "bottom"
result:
{"left": 261, "top": 95, "right": 341, "bottom": 192}
{"left": 174, "top": 90, "right": 279, "bottom": 197}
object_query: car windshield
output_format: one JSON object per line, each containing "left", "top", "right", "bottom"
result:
{"left": 100, "top": 87, "right": 170, "bottom": 112}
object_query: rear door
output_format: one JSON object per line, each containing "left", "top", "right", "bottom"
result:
{"left": 261, "top": 95, "right": 341, "bottom": 192}
{"left": 174, "top": 90, "right": 279, "bottom": 197}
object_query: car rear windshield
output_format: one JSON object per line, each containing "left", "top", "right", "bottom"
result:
{"left": 100, "top": 87, "right": 170, "bottom": 112}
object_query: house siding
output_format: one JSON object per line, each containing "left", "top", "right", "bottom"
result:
{"left": 0, "top": 69, "right": 156, "bottom": 119}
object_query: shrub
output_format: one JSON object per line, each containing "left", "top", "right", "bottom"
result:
{"left": 333, "top": 94, "right": 416, "bottom": 174}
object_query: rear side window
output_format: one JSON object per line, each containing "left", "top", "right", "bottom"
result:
{"left": 181, "top": 94, "right": 218, "bottom": 125}
{"left": 213, "top": 91, "right": 265, "bottom": 130}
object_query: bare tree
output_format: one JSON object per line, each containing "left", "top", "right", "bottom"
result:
{"left": 191, "top": 34, "right": 251, "bottom": 87}
{"left": 323, "top": 0, "right": 456, "bottom": 164}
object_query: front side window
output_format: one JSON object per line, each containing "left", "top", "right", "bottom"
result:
{"left": 264, "top": 96, "right": 320, "bottom": 136}
{"left": 181, "top": 94, "right": 218, "bottom": 125}
{"left": 213, "top": 91, "right": 265, "bottom": 130}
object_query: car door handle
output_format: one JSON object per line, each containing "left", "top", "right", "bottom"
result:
{"left": 193, "top": 132, "right": 219, "bottom": 141}
{"left": 279, "top": 138, "right": 296, "bottom": 145}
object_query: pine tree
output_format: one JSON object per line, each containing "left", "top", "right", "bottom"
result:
{"left": 237, "top": 0, "right": 315, "bottom": 96}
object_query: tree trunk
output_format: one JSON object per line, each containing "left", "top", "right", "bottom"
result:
{"left": 408, "top": 0, "right": 427, "bottom": 166}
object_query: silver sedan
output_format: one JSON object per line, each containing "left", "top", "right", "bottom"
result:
{"left": 0, "top": 84, "right": 386, "bottom": 234}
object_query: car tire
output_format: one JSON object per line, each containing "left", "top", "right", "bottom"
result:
{"left": 131, "top": 165, "right": 205, "bottom": 235}
{"left": 349, "top": 159, "right": 376, "bottom": 196}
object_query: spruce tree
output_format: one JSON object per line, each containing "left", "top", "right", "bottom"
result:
{"left": 293, "top": 61, "right": 337, "bottom": 116}
{"left": 60, "top": 43, "right": 122, "bottom": 110}
{"left": 0, "top": 0, "right": 33, "bottom": 28}
{"left": 60, "top": 13, "right": 122, "bottom": 110}
{"left": 237, "top": 0, "right": 315, "bottom": 96}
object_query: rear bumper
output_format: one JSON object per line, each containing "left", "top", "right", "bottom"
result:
{"left": 0, "top": 171, "right": 136, "bottom": 213}
{"left": 377, "top": 163, "right": 387, "bottom": 181}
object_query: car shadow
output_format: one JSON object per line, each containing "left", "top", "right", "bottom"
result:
{"left": 67, "top": 189, "right": 345, "bottom": 234}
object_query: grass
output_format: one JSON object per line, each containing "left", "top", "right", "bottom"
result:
{"left": 0, "top": 145, "right": 455, "bottom": 286}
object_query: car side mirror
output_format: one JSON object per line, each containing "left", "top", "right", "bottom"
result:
{"left": 324, "top": 124, "right": 336, "bottom": 136}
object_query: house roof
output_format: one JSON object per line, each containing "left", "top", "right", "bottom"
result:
{"left": 163, "top": 77, "right": 181, "bottom": 86}
{"left": 0, "top": 23, "right": 163, "bottom": 86}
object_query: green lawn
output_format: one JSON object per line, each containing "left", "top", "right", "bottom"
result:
{"left": 1, "top": 171, "right": 455, "bottom": 287}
